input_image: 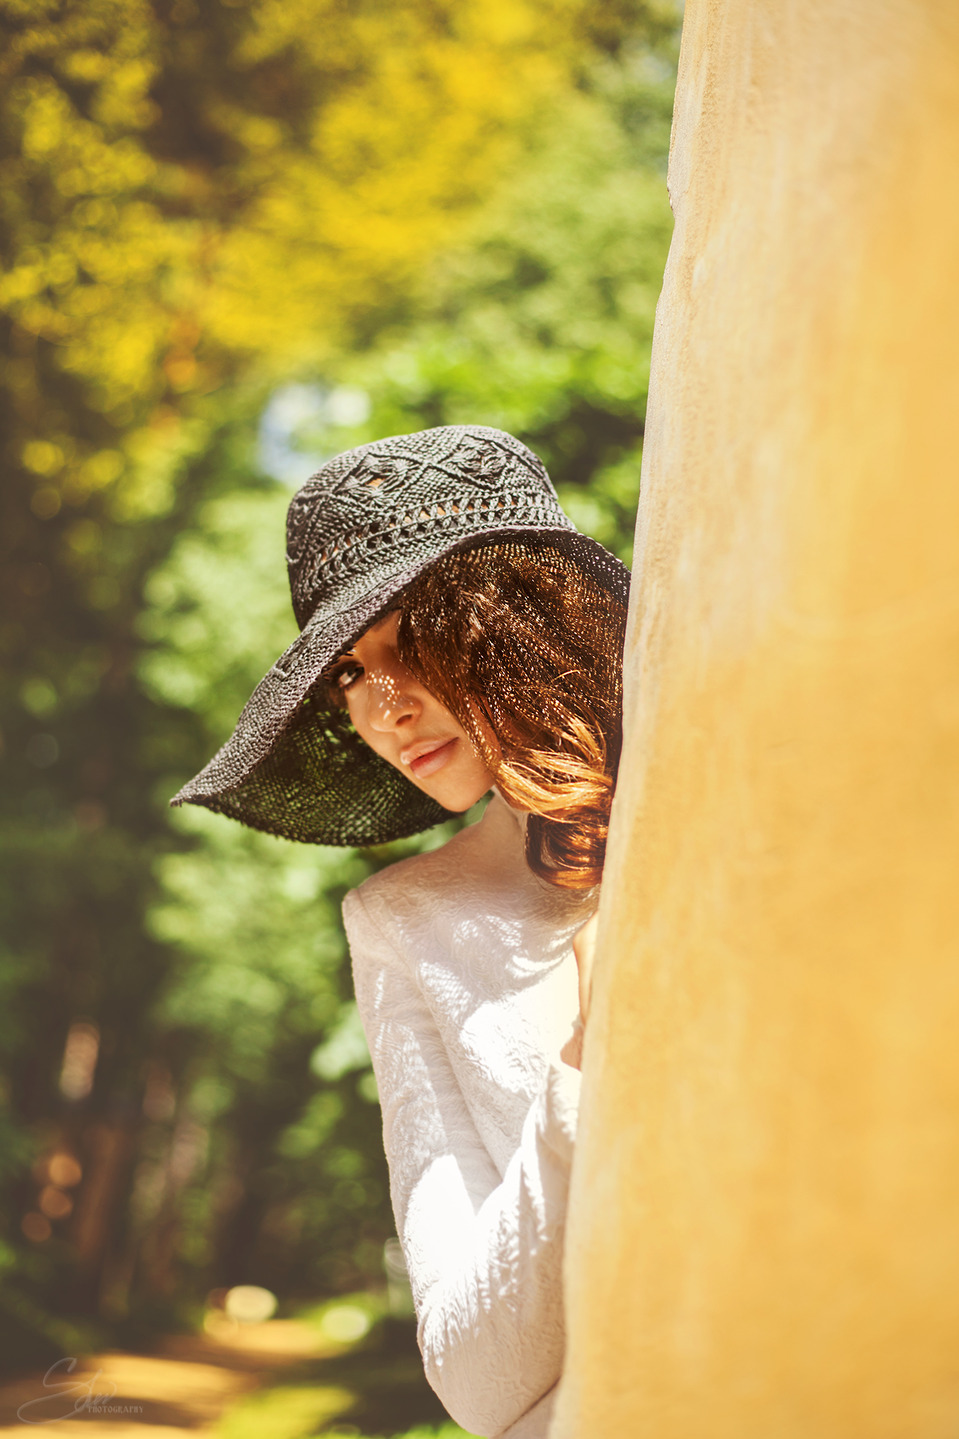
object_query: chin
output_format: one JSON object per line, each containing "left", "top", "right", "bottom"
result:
{"left": 418, "top": 771, "right": 494, "bottom": 813}
{"left": 426, "top": 785, "right": 492, "bottom": 813}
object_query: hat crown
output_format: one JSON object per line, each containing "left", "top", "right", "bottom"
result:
{"left": 285, "top": 424, "right": 570, "bottom": 628}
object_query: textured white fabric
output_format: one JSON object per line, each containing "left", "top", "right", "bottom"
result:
{"left": 342, "top": 789, "right": 592, "bottom": 1439}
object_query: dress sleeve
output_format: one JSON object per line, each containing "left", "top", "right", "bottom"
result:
{"left": 343, "top": 886, "right": 581, "bottom": 1439}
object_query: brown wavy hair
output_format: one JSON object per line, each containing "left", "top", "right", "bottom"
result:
{"left": 394, "top": 541, "right": 628, "bottom": 891}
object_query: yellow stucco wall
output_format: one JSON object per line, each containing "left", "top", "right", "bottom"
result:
{"left": 552, "top": 3, "right": 959, "bottom": 1435}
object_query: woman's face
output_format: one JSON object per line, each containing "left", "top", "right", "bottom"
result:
{"left": 329, "top": 611, "right": 497, "bottom": 812}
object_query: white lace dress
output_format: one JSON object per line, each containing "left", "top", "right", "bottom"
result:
{"left": 342, "top": 789, "right": 590, "bottom": 1439}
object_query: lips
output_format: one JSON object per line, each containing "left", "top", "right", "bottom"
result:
{"left": 401, "top": 737, "right": 458, "bottom": 779}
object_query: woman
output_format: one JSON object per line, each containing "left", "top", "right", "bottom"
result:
{"left": 173, "top": 424, "right": 630, "bottom": 1438}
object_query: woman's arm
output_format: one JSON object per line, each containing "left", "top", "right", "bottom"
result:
{"left": 344, "top": 886, "right": 580, "bottom": 1438}
{"left": 572, "top": 910, "right": 599, "bottom": 1022}
{"left": 557, "top": 910, "right": 598, "bottom": 1071}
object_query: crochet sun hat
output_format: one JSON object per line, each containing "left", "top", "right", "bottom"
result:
{"left": 171, "top": 424, "right": 631, "bottom": 846}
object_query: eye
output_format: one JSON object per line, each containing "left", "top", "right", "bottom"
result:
{"left": 329, "top": 658, "right": 364, "bottom": 693}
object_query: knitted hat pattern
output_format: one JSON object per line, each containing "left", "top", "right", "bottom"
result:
{"left": 171, "top": 424, "right": 630, "bottom": 846}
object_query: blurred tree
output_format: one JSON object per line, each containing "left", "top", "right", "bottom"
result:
{"left": 0, "top": 0, "right": 678, "bottom": 1361}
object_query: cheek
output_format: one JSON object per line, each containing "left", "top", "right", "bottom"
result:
{"left": 343, "top": 687, "right": 374, "bottom": 746}
{"left": 462, "top": 704, "right": 502, "bottom": 768}
{"left": 459, "top": 732, "right": 498, "bottom": 785}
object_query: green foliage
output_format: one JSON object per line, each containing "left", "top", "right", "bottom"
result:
{"left": 217, "top": 1384, "right": 357, "bottom": 1439}
{"left": 139, "top": 487, "right": 296, "bottom": 734}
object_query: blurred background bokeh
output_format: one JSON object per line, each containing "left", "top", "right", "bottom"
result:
{"left": 0, "top": 0, "right": 678, "bottom": 1418}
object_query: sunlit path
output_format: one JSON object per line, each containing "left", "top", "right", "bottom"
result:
{"left": 0, "top": 1317, "right": 336, "bottom": 1437}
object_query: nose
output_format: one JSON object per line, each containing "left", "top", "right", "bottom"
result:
{"left": 365, "top": 661, "right": 421, "bottom": 732}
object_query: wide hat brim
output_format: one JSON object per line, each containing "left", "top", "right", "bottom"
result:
{"left": 171, "top": 526, "right": 630, "bottom": 847}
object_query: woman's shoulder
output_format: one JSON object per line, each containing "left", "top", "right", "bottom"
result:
{"left": 343, "top": 790, "right": 524, "bottom": 927}
{"left": 343, "top": 790, "right": 592, "bottom": 986}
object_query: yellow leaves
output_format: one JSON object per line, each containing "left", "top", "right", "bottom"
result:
{"left": 22, "top": 435, "right": 124, "bottom": 512}
{"left": 21, "top": 436, "right": 123, "bottom": 512}
{"left": 0, "top": 0, "right": 54, "bottom": 21}
{"left": 17, "top": 77, "right": 158, "bottom": 195}
{"left": 199, "top": 0, "right": 587, "bottom": 363}
{"left": 88, "top": 56, "right": 158, "bottom": 130}
{"left": 22, "top": 440, "right": 64, "bottom": 475}
{"left": 462, "top": 0, "right": 541, "bottom": 46}
{"left": 78, "top": 450, "right": 124, "bottom": 490}
{"left": 235, "top": 0, "right": 345, "bottom": 65}
{"left": 3, "top": 0, "right": 666, "bottom": 506}
{"left": 17, "top": 78, "right": 69, "bottom": 161}
{"left": 1, "top": 0, "right": 157, "bottom": 74}
{"left": 58, "top": 46, "right": 113, "bottom": 83}
{"left": 2, "top": 46, "right": 167, "bottom": 383}
{"left": 205, "top": 103, "right": 284, "bottom": 157}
